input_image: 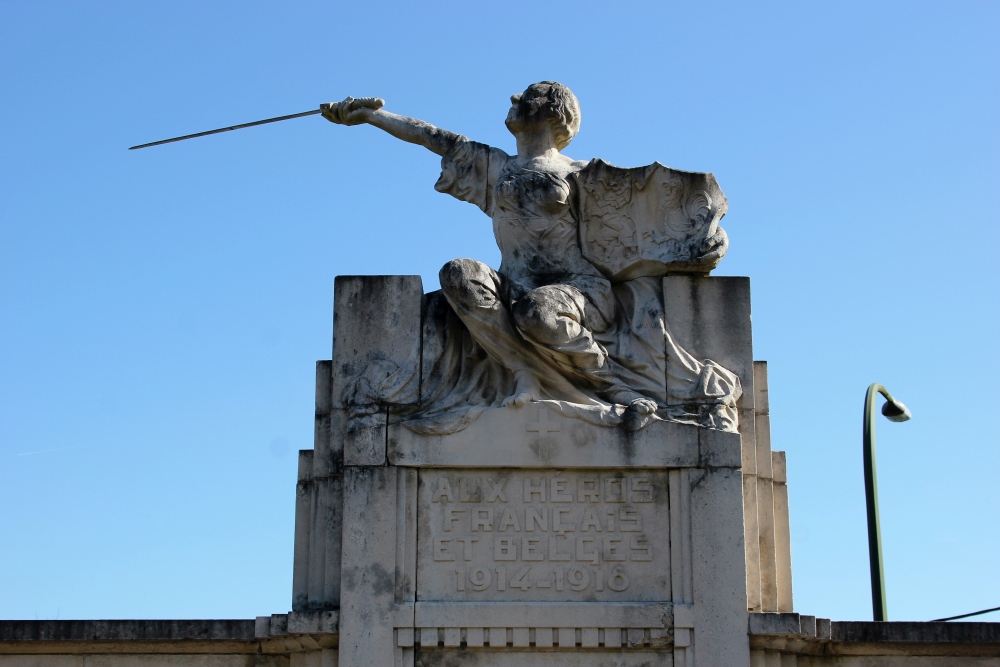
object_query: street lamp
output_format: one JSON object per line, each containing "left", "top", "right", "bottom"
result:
{"left": 864, "top": 383, "right": 912, "bottom": 622}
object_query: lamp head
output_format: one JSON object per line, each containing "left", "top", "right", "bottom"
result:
{"left": 881, "top": 398, "right": 912, "bottom": 423}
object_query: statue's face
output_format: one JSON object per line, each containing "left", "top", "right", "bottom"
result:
{"left": 505, "top": 83, "right": 556, "bottom": 136}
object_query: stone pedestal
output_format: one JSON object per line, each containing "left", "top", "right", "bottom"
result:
{"left": 337, "top": 421, "right": 746, "bottom": 667}
{"left": 292, "top": 274, "right": 797, "bottom": 666}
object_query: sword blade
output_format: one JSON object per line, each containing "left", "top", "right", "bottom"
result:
{"left": 129, "top": 108, "right": 321, "bottom": 150}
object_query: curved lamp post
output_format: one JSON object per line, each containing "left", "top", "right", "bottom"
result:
{"left": 864, "top": 383, "right": 912, "bottom": 622}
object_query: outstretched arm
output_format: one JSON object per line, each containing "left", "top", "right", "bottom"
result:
{"left": 321, "top": 97, "right": 461, "bottom": 157}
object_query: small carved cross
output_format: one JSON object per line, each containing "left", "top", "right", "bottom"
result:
{"left": 526, "top": 407, "right": 561, "bottom": 434}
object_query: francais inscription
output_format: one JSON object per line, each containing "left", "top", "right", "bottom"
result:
{"left": 416, "top": 469, "right": 671, "bottom": 602}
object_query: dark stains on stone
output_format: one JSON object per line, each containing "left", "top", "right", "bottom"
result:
{"left": 340, "top": 565, "right": 360, "bottom": 593}
{"left": 0, "top": 620, "right": 257, "bottom": 642}
{"left": 366, "top": 562, "right": 396, "bottom": 598}
{"left": 616, "top": 426, "right": 638, "bottom": 463}
{"left": 528, "top": 435, "right": 558, "bottom": 463}
{"left": 395, "top": 571, "right": 413, "bottom": 602}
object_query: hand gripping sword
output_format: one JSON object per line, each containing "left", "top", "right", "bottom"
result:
{"left": 128, "top": 97, "right": 384, "bottom": 150}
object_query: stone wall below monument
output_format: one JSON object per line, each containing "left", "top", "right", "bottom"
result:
{"left": 2, "top": 616, "right": 998, "bottom": 667}
{"left": 747, "top": 613, "right": 1000, "bottom": 665}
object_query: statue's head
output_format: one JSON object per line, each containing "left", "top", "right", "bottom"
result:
{"left": 505, "top": 81, "right": 581, "bottom": 150}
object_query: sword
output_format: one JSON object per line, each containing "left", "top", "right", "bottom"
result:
{"left": 128, "top": 97, "right": 384, "bottom": 150}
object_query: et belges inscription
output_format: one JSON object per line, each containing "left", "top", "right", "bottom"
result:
{"left": 416, "top": 470, "right": 671, "bottom": 602}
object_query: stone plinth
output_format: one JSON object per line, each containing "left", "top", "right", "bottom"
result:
{"left": 300, "top": 274, "right": 776, "bottom": 667}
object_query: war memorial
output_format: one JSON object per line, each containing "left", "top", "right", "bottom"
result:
{"left": 2, "top": 83, "right": 997, "bottom": 666}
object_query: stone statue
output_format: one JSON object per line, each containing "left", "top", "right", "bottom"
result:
{"left": 322, "top": 82, "right": 741, "bottom": 433}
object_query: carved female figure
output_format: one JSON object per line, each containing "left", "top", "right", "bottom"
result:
{"left": 323, "top": 82, "right": 736, "bottom": 432}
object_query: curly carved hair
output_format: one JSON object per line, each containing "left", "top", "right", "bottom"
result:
{"left": 536, "top": 81, "right": 581, "bottom": 150}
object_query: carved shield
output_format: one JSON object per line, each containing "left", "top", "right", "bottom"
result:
{"left": 574, "top": 159, "right": 729, "bottom": 281}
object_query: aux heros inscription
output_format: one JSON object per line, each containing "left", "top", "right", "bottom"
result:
{"left": 418, "top": 471, "right": 670, "bottom": 601}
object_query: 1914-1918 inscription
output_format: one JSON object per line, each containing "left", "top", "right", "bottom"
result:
{"left": 416, "top": 470, "right": 671, "bottom": 602}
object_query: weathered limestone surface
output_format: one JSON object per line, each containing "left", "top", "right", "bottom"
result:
{"left": 389, "top": 403, "right": 738, "bottom": 468}
{"left": 0, "top": 618, "right": 302, "bottom": 665}
{"left": 0, "top": 657, "right": 275, "bottom": 667}
{"left": 748, "top": 613, "right": 1000, "bottom": 664}
{"left": 689, "top": 463, "right": 751, "bottom": 667}
{"left": 332, "top": 275, "right": 423, "bottom": 466}
{"left": 338, "top": 466, "right": 414, "bottom": 667}
{"left": 754, "top": 364, "right": 778, "bottom": 613}
{"left": 663, "top": 275, "right": 754, "bottom": 441}
{"left": 4, "top": 616, "right": 997, "bottom": 666}
{"left": 773, "top": 450, "right": 793, "bottom": 613}
{"left": 291, "top": 362, "right": 343, "bottom": 612}
{"left": 741, "top": 360, "right": 794, "bottom": 615}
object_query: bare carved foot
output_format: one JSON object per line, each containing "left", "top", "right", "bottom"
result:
{"left": 502, "top": 372, "right": 541, "bottom": 408}
{"left": 621, "top": 395, "right": 659, "bottom": 432}
{"left": 501, "top": 391, "right": 535, "bottom": 408}
{"left": 627, "top": 397, "right": 658, "bottom": 415}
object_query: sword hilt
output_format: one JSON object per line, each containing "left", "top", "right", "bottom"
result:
{"left": 320, "top": 97, "right": 385, "bottom": 116}
{"left": 348, "top": 97, "right": 385, "bottom": 111}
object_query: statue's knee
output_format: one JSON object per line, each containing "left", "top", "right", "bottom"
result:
{"left": 513, "top": 293, "right": 557, "bottom": 344}
{"left": 439, "top": 258, "right": 476, "bottom": 295}
{"left": 440, "top": 258, "right": 496, "bottom": 307}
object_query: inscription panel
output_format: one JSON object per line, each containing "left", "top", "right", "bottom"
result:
{"left": 416, "top": 469, "right": 671, "bottom": 602}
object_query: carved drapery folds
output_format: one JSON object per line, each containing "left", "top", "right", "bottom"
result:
{"left": 345, "top": 277, "right": 742, "bottom": 436}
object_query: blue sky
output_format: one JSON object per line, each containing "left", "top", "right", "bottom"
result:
{"left": 1, "top": 1, "right": 997, "bottom": 623}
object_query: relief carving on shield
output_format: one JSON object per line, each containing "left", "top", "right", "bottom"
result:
{"left": 574, "top": 159, "right": 729, "bottom": 281}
